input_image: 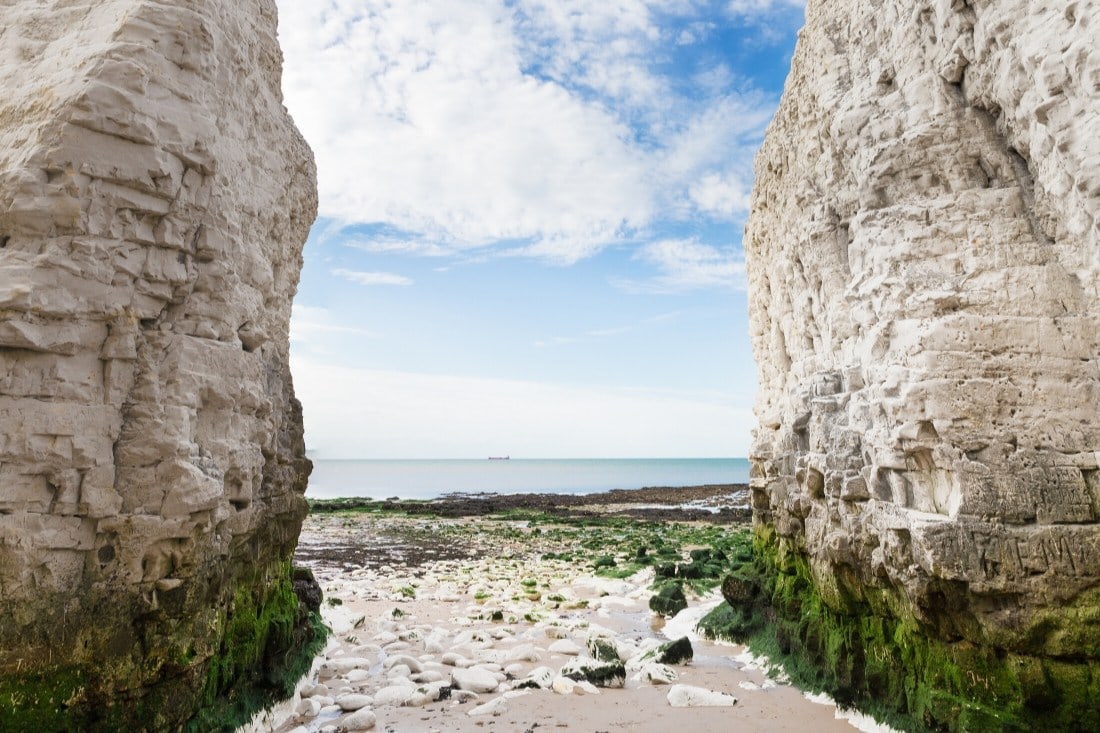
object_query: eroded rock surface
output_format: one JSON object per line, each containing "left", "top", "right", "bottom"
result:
{"left": 746, "top": 0, "right": 1100, "bottom": 728}
{"left": 0, "top": 1, "right": 316, "bottom": 729}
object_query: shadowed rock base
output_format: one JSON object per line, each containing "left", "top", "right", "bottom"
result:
{"left": 700, "top": 527, "right": 1100, "bottom": 732}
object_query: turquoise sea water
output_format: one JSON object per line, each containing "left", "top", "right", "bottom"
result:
{"left": 305, "top": 458, "right": 751, "bottom": 500}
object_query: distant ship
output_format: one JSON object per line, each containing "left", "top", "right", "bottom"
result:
{"left": 488, "top": 455, "right": 510, "bottom": 460}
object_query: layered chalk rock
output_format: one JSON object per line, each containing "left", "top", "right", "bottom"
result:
{"left": 0, "top": 1, "right": 317, "bottom": 729}
{"left": 745, "top": 0, "right": 1100, "bottom": 729}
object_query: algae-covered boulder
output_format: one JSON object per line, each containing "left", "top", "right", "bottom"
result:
{"left": 649, "top": 582, "right": 688, "bottom": 617}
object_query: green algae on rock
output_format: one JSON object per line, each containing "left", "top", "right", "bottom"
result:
{"left": 698, "top": 527, "right": 1100, "bottom": 732}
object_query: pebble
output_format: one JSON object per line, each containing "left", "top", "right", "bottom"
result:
{"left": 296, "top": 698, "right": 322, "bottom": 717}
{"left": 666, "top": 684, "right": 738, "bottom": 707}
{"left": 341, "top": 708, "right": 378, "bottom": 731}
{"left": 336, "top": 693, "right": 372, "bottom": 711}
{"left": 319, "top": 657, "right": 373, "bottom": 675}
{"left": 452, "top": 667, "right": 500, "bottom": 693}
{"left": 548, "top": 639, "right": 582, "bottom": 656}
{"left": 373, "top": 684, "right": 416, "bottom": 706}
{"left": 634, "top": 663, "right": 678, "bottom": 685}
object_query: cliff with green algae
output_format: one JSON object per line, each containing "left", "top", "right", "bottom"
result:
{"left": 730, "top": 0, "right": 1100, "bottom": 730}
{"left": 0, "top": 1, "right": 320, "bottom": 729}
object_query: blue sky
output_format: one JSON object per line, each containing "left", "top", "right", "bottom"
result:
{"left": 275, "top": 0, "right": 805, "bottom": 459}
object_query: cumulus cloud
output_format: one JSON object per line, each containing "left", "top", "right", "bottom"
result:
{"left": 619, "top": 238, "right": 746, "bottom": 292}
{"left": 290, "top": 304, "right": 376, "bottom": 343}
{"left": 332, "top": 268, "right": 413, "bottom": 286}
{"left": 276, "top": 0, "right": 783, "bottom": 269}
{"left": 690, "top": 172, "right": 751, "bottom": 217}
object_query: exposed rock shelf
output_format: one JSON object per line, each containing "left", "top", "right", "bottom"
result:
{"left": 742, "top": 0, "right": 1100, "bottom": 730}
{"left": 0, "top": 1, "right": 318, "bottom": 729}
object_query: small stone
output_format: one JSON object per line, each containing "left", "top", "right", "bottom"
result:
{"left": 302, "top": 683, "right": 331, "bottom": 698}
{"left": 336, "top": 693, "right": 372, "bottom": 712}
{"left": 504, "top": 643, "right": 541, "bottom": 663}
{"left": 467, "top": 696, "right": 509, "bottom": 717}
{"left": 319, "top": 657, "right": 374, "bottom": 676}
{"left": 551, "top": 676, "right": 576, "bottom": 695}
{"left": 574, "top": 681, "right": 600, "bottom": 695}
{"left": 296, "top": 697, "right": 322, "bottom": 717}
{"left": 635, "top": 663, "right": 677, "bottom": 685}
{"left": 516, "top": 666, "right": 555, "bottom": 690}
{"left": 384, "top": 654, "right": 424, "bottom": 673}
{"left": 666, "top": 684, "right": 738, "bottom": 707}
{"left": 654, "top": 637, "right": 693, "bottom": 665}
{"left": 452, "top": 667, "right": 500, "bottom": 693}
{"left": 341, "top": 708, "right": 377, "bottom": 731}
{"left": 386, "top": 664, "right": 412, "bottom": 680}
{"left": 413, "top": 670, "right": 445, "bottom": 683}
{"left": 548, "top": 639, "right": 582, "bottom": 656}
{"left": 560, "top": 657, "right": 626, "bottom": 689}
{"left": 373, "top": 684, "right": 416, "bottom": 706}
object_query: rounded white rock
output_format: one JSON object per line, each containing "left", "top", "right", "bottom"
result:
{"left": 372, "top": 685, "right": 416, "bottom": 707}
{"left": 341, "top": 708, "right": 377, "bottom": 731}
{"left": 666, "top": 684, "right": 738, "bottom": 707}
{"left": 548, "top": 639, "right": 582, "bottom": 656}
{"left": 451, "top": 667, "right": 500, "bottom": 693}
{"left": 336, "top": 693, "right": 372, "bottom": 712}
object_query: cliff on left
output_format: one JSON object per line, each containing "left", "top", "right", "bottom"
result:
{"left": 0, "top": 1, "right": 319, "bottom": 730}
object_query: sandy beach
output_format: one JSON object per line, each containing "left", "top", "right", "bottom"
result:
{"left": 253, "top": 489, "right": 892, "bottom": 733}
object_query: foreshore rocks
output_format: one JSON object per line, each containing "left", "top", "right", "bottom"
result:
{"left": 742, "top": 0, "right": 1100, "bottom": 730}
{"left": 0, "top": 1, "right": 317, "bottom": 729}
{"left": 265, "top": 513, "right": 765, "bottom": 733}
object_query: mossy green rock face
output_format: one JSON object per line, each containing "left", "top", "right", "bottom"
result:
{"left": 699, "top": 528, "right": 1100, "bottom": 732}
{"left": 0, "top": 0, "right": 319, "bottom": 729}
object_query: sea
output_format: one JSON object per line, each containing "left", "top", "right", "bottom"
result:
{"left": 305, "top": 458, "right": 751, "bottom": 501}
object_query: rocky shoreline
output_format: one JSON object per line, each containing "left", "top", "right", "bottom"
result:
{"left": 245, "top": 488, "right": 891, "bottom": 733}
{"left": 307, "top": 483, "right": 752, "bottom": 524}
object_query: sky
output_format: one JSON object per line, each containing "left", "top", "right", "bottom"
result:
{"left": 275, "top": 0, "right": 806, "bottom": 459}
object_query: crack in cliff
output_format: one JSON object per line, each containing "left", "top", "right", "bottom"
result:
{"left": 941, "top": 15, "right": 1056, "bottom": 248}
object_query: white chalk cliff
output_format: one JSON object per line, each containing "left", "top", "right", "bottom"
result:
{"left": 746, "top": 0, "right": 1100, "bottom": 727}
{"left": 0, "top": 1, "right": 316, "bottom": 728}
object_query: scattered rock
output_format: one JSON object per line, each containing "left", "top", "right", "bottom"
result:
{"left": 648, "top": 583, "right": 687, "bottom": 617}
{"left": 653, "top": 637, "right": 693, "bottom": 665}
{"left": 452, "top": 667, "right": 501, "bottom": 693}
{"left": 667, "top": 684, "right": 738, "bottom": 707}
{"left": 560, "top": 657, "right": 626, "bottom": 689}
{"left": 336, "top": 693, "right": 372, "bottom": 712}
{"left": 341, "top": 708, "right": 378, "bottom": 731}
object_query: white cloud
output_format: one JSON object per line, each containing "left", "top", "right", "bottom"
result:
{"left": 690, "top": 171, "right": 751, "bottom": 217}
{"left": 618, "top": 238, "right": 746, "bottom": 292}
{"left": 277, "top": 0, "right": 653, "bottom": 263}
{"left": 726, "top": 0, "right": 805, "bottom": 17}
{"left": 291, "top": 356, "right": 752, "bottom": 458}
{"left": 275, "top": 0, "right": 783, "bottom": 266}
{"left": 290, "top": 304, "right": 376, "bottom": 343}
{"left": 332, "top": 268, "right": 413, "bottom": 286}
{"left": 343, "top": 236, "right": 452, "bottom": 258}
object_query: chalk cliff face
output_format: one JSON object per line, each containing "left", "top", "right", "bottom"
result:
{"left": 746, "top": 0, "right": 1100, "bottom": 728}
{"left": 0, "top": 1, "right": 316, "bottom": 728}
